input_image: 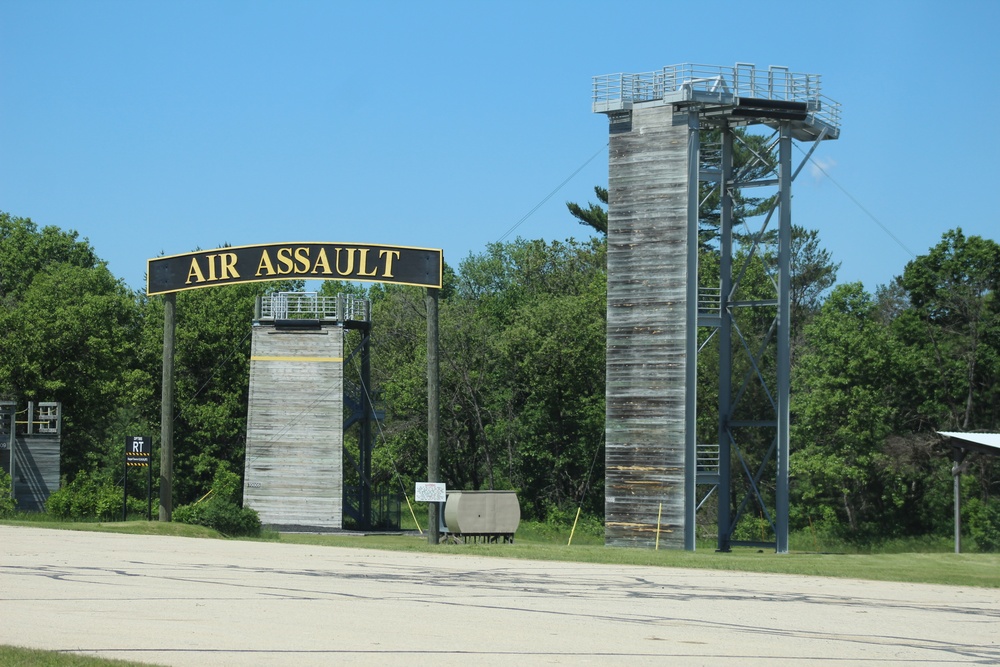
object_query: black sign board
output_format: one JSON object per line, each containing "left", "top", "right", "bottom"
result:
{"left": 147, "top": 242, "right": 444, "bottom": 295}
{"left": 126, "top": 435, "right": 151, "bottom": 466}
{"left": 124, "top": 436, "right": 153, "bottom": 521}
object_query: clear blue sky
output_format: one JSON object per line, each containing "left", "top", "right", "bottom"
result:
{"left": 2, "top": 0, "right": 998, "bottom": 293}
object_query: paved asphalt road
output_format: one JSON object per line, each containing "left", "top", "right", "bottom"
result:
{"left": 1, "top": 525, "right": 998, "bottom": 666}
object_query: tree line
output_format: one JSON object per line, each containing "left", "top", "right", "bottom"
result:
{"left": 1, "top": 195, "right": 997, "bottom": 548}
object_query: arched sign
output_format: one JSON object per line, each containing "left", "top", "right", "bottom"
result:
{"left": 149, "top": 240, "right": 444, "bottom": 533}
{"left": 147, "top": 242, "right": 443, "bottom": 295}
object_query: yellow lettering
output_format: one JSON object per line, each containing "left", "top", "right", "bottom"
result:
{"left": 357, "top": 249, "right": 378, "bottom": 277}
{"left": 205, "top": 254, "right": 219, "bottom": 281}
{"left": 379, "top": 249, "right": 400, "bottom": 278}
{"left": 219, "top": 253, "right": 240, "bottom": 279}
{"left": 277, "top": 247, "right": 294, "bottom": 275}
{"left": 255, "top": 250, "right": 275, "bottom": 276}
{"left": 312, "top": 248, "right": 333, "bottom": 275}
{"left": 294, "top": 247, "right": 311, "bottom": 274}
{"left": 185, "top": 258, "right": 206, "bottom": 284}
{"left": 335, "top": 248, "right": 356, "bottom": 276}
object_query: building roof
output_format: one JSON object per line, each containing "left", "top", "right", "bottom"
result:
{"left": 938, "top": 431, "right": 1000, "bottom": 457}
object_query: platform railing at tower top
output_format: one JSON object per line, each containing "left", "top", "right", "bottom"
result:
{"left": 813, "top": 93, "right": 842, "bottom": 131}
{"left": 35, "top": 403, "right": 61, "bottom": 435}
{"left": 259, "top": 292, "right": 371, "bottom": 322}
{"left": 593, "top": 63, "right": 841, "bottom": 132}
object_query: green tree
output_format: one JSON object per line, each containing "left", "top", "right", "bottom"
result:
{"left": 890, "top": 229, "right": 1000, "bottom": 545}
{"left": 896, "top": 228, "right": 1000, "bottom": 432}
{"left": 791, "top": 283, "right": 904, "bottom": 539}
{"left": 499, "top": 275, "right": 606, "bottom": 517}
{"left": 0, "top": 212, "right": 98, "bottom": 306}
{"left": 697, "top": 128, "right": 779, "bottom": 246}
{"left": 454, "top": 238, "right": 607, "bottom": 516}
{"left": 364, "top": 282, "right": 435, "bottom": 498}
{"left": 566, "top": 186, "right": 608, "bottom": 235}
{"left": 142, "top": 280, "right": 300, "bottom": 506}
{"left": 0, "top": 214, "right": 145, "bottom": 479}
{"left": 366, "top": 239, "right": 607, "bottom": 521}
{"left": 791, "top": 226, "right": 840, "bottom": 328}
{"left": 0, "top": 470, "right": 15, "bottom": 517}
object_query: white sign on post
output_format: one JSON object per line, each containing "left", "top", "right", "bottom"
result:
{"left": 415, "top": 482, "right": 446, "bottom": 503}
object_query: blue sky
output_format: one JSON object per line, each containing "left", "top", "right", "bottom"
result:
{"left": 2, "top": 0, "right": 998, "bottom": 294}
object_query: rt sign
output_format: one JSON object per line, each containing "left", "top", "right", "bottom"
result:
{"left": 126, "top": 436, "right": 151, "bottom": 466}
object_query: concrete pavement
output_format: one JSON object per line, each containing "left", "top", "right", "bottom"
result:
{"left": 1, "top": 525, "right": 998, "bottom": 666}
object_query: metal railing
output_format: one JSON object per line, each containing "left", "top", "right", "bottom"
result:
{"left": 593, "top": 63, "right": 841, "bottom": 132}
{"left": 259, "top": 292, "right": 371, "bottom": 322}
{"left": 698, "top": 286, "right": 722, "bottom": 315}
{"left": 34, "top": 403, "right": 61, "bottom": 434}
{"left": 697, "top": 443, "right": 720, "bottom": 473}
{"left": 0, "top": 401, "right": 13, "bottom": 437}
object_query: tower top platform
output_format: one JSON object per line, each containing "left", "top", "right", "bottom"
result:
{"left": 593, "top": 63, "right": 840, "bottom": 141}
{"left": 255, "top": 292, "right": 370, "bottom": 325}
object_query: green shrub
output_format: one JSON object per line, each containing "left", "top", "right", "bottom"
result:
{"left": 46, "top": 471, "right": 138, "bottom": 521}
{"left": 966, "top": 498, "right": 1000, "bottom": 553}
{"left": 45, "top": 472, "right": 146, "bottom": 521}
{"left": 0, "top": 469, "right": 15, "bottom": 518}
{"left": 173, "top": 497, "right": 261, "bottom": 537}
{"left": 172, "top": 463, "right": 261, "bottom": 537}
{"left": 209, "top": 462, "right": 243, "bottom": 503}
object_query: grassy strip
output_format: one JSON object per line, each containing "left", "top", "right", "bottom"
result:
{"left": 4, "top": 518, "right": 999, "bottom": 588}
{"left": 277, "top": 531, "right": 1000, "bottom": 588}
{"left": 0, "top": 646, "right": 156, "bottom": 667}
{"left": 1, "top": 518, "right": 223, "bottom": 539}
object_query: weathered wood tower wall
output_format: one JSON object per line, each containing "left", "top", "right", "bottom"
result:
{"left": 12, "top": 435, "right": 61, "bottom": 512}
{"left": 1, "top": 401, "right": 62, "bottom": 512}
{"left": 243, "top": 324, "right": 344, "bottom": 529}
{"left": 604, "top": 105, "right": 698, "bottom": 549}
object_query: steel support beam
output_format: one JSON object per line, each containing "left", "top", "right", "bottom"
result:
{"left": 952, "top": 449, "right": 968, "bottom": 554}
{"left": 717, "top": 123, "right": 734, "bottom": 552}
{"left": 426, "top": 287, "right": 440, "bottom": 545}
{"left": 775, "top": 122, "right": 793, "bottom": 553}
{"left": 684, "top": 112, "right": 701, "bottom": 551}
{"left": 360, "top": 330, "right": 373, "bottom": 529}
{"left": 713, "top": 122, "right": 792, "bottom": 553}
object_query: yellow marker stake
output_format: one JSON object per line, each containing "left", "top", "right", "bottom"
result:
{"left": 655, "top": 502, "right": 663, "bottom": 550}
{"left": 567, "top": 507, "right": 582, "bottom": 546}
{"left": 403, "top": 494, "right": 423, "bottom": 535}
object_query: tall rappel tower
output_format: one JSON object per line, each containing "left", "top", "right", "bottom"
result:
{"left": 594, "top": 63, "right": 841, "bottom": 551}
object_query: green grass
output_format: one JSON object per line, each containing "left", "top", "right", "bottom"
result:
{"left": 275, "top": 530, "right": 1000, "bottom": 588}
{"left": 1, "top": 517, "right": 229, "bottom": 539}
{"left": 0, "top": 646, "right": 155, "bottom": 667}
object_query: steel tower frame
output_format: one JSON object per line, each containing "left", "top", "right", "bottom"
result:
{"left": 708, "top": 120, "right": 832, "bottom": 552}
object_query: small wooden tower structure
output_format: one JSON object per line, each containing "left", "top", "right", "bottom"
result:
{"left": 0, "top": 401, "right": 62, "bottom": 511}
{"left": 243, "top": 292, "right": 372, "bottom": 530}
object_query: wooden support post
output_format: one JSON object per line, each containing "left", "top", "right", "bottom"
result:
{"left": 426, "top": 288, "right": 440, "bottom": 545}
{"left": 953, "top": 448, "right": 967, "bottom": 554}
{"left": 360, "top": 329, "right": 372, "bottom": 529}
